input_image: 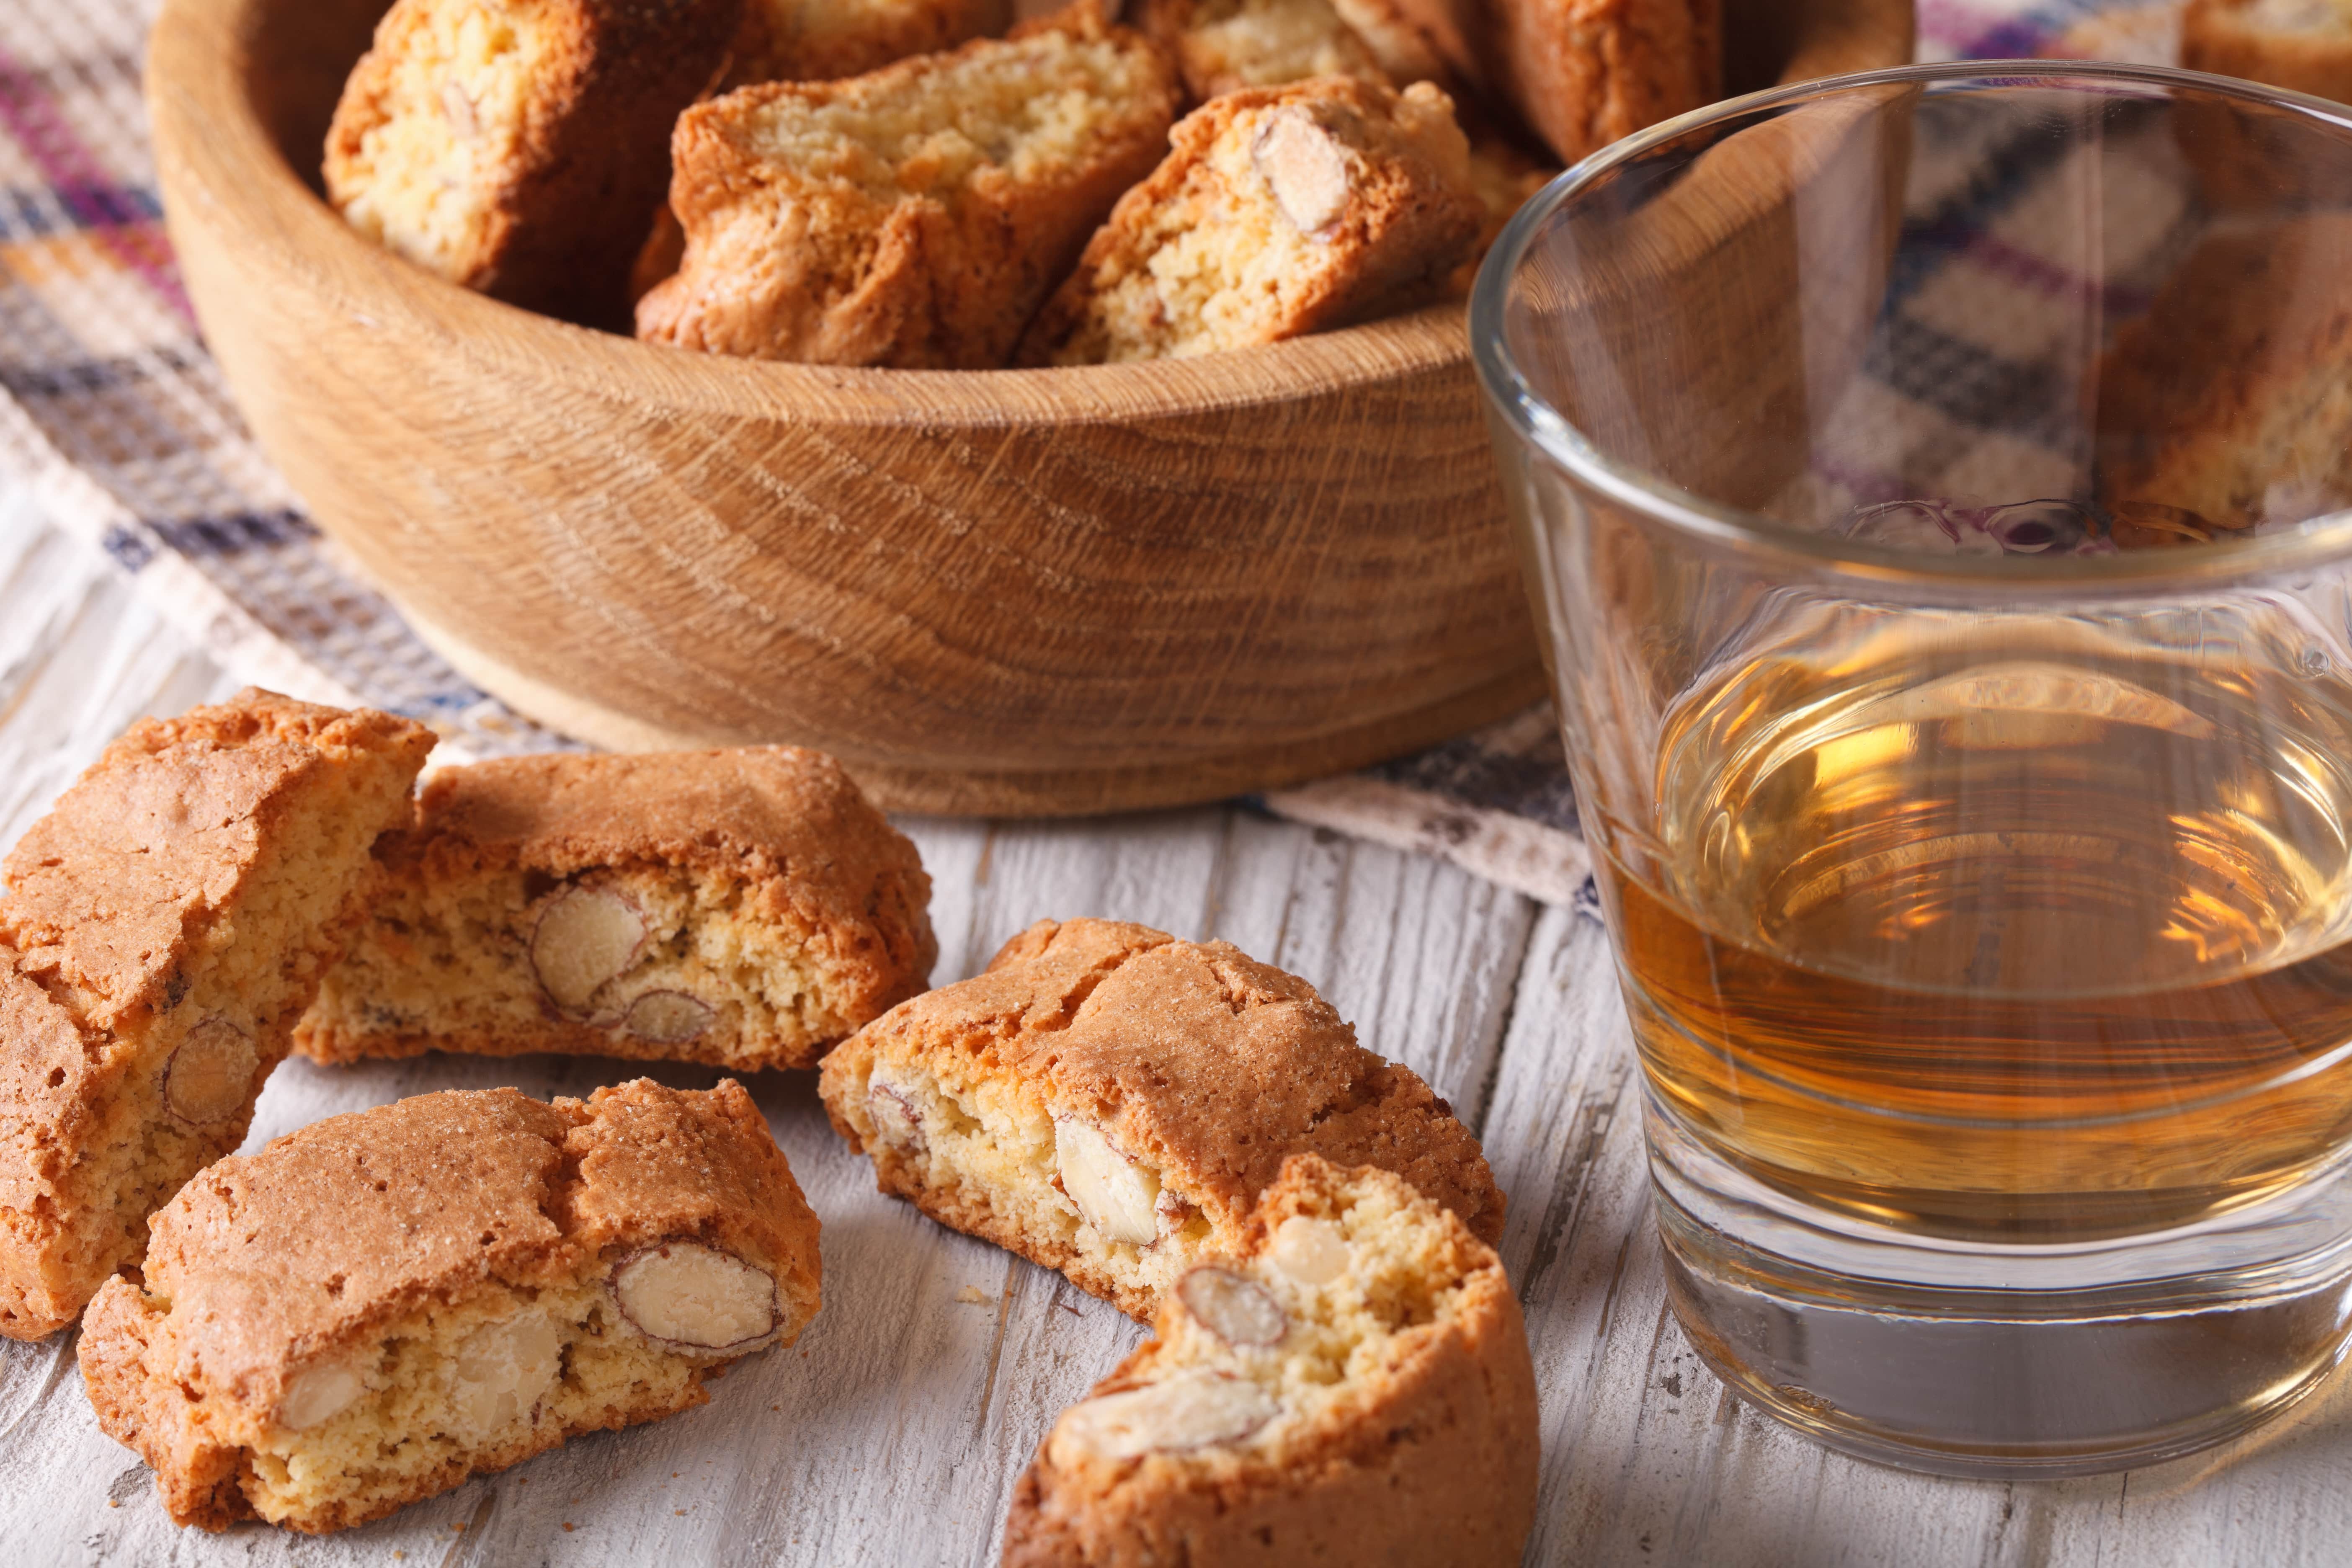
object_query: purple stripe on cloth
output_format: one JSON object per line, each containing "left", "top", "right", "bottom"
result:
{"left": 1966, "top": 233, "right": 2156, "bottom": 316}
{"left": 0, "top": 48, "right": 194, "bottom": 322}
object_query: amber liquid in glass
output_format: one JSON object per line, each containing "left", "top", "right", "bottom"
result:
{"left": 1610, "top": 606, "right": 2352, "bottom": 1244}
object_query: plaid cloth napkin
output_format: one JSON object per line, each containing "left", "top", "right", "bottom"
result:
{"left": 0, "top": 0, "right": 2183, "bottom": 905}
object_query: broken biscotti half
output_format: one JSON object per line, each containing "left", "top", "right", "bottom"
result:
{"left": 634, "top": 3, "right": 1181, "bottom": 366}
{"left": 1016, "top": 77, "right": 1483, "bottom": 365}
{"left": 1000, "top": 1155, "right": 1538, "bottom": 1568}
{"left": 294, "top": 746, "right": 935, "bottom": 1073}
{"left": 2095, "top": 213, "right": 2352, "bottom": 545}
{"left": 1137, "top": 0, "right": 1448, "bottom": 101}
{"left": 1134, "top": 0, "right": 1554, "bottom": 294}
{"left": 818, "top": 917, "right": 1504, "bottom": 1321}
{"left": 728, "top": 0, "right": 1010, "bottom": 86}
{"left": 0, "top": 691, "right": 435, "bottom": 1341}
{"left": 80, "top": 1080, "right": 821, "bottom": 1534}
{"left": 323, "top": 0, "right": 742, "bottom": 325}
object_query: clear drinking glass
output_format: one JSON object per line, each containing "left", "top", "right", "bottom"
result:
{"left": 1474, "top": 62, "right": 2352, "bottom": 1476}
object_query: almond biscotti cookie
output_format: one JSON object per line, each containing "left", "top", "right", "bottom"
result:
{"left": 730, "top": 0, "right": 1011, "bottom": 86}
{"left": 2095, "top": 214, "right": 2352, "bottom": 543}
{"left": 818, "top": 918, "right": 1503, "bottom": 1320}
{"left": 323, "top": 0, "right": 742, "bottom": 326}
{"left": 635, "top": 4, "right": 1181, "bottom": 366}
{"left": 1001, "top": 1155, "right": 1538, "bottom": 1567}
{"left": 1017, "top": 77, "right": 1482, "bottom": 364}
{"left": 295, "top": 747, "right": 935, "bottom": 1072}
{"left": 81, "top": 1080, "right": 819, "bottom": 1534}
{"left": 0, "top": 691, "right": 434, "bottom": 1341}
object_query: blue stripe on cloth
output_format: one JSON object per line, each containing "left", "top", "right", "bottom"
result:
{"left": 150, "top": 508, "right": 317, "bottom": 558}
{"left": 1863, "top": 315, "right": 2073, "bottom": 445}
{"left": 1364, "top": 733, "right": 1583, "bottom": 835}
{"left": 100, "top": 524, "right": 155, "bottom": 573}
{"left": 0, "top": 347, "right": 199, "bottom": 399}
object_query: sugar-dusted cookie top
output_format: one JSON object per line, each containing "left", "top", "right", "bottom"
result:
{"left": 131, "top": 1081, "right": 817, "bottom": 1418}
{"left": 849, "top": 916, "right": 1504, "bottom": 1242}
{"left": 397, "top": 745, "right": 913, "bottom": 885}
{"left": 2, "top": 689, "right": 436, "bottom": 1032}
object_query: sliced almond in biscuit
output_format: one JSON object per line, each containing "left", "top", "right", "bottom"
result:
{"left": 612, "top": 1242, "right": 778, "bottom": 1351}
{"left": 164, "top": 1019, "right": 257, "bottom": 1126}
{"left": 1055, "top": 1119, "right": 1161, "bottom": 1246}
{"left": 1055, "top": 1369, "right": 1281, "bottom": 1458}
{"left": 276, "top": 1357, "right": 365, "bottom": 1431}
{"left": 1270, "top": 1215, "right": 1350, "bottom": 1285}
{"left": 1253, "top": 107, "right": 1355, "bottom": 235}
{"left": 624, "top": 990, "right": 713, "bottom": 1044}
{"left": 867, "top": 1078, "right": 926, "bottom": 1153}
{"left": 1176, "top": 1266, "right": 1285, "bottom": 1348}
{"left": 449, "top": 1310, "right": 561, "bottom": 1439}
{"left": 531, "top": 886, "right": 645, "bottom": 1013}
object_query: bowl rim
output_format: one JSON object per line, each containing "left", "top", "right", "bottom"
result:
{"left": 147, "top": 0, "right": 1480, "bottom": 432}
{"left": 1470, "top": 58, "right": 2352, "bottom": 593}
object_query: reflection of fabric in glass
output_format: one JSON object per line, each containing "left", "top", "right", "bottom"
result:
{"left": 1837, "top": 496, "right": 2231, "bottom": 557}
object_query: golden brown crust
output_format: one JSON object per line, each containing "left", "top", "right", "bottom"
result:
{"left": 323, "top": 0, "right": 743, "bottom": 327}
{"left": 634, "top": 3, "right": 1181, "bottom": 366}
{"left": 1016, "top": 77, "right": 1482, "bottom": 364}
{"left": 292, "top": 745, "right": 935, "bottom": 1070}
{"left": 4, "top": 692, "right": 435, "bottom": 1031}
{"left": 79, "top": 1080, "right": 820, "bottom": 1532}
{"left": 0, "top": 691, "right": 434, "bottom": 1340}
{"left": 1000, "top": 1155, "right": 1539, "bottom": 1567}
{"left": 820, "top": 918, "right": 1504, "bottom": 1318}
{"left": 2095, "top": 214, "right": 2352, "bottom": 542}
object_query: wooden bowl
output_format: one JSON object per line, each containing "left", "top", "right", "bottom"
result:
{"left": 143, "top": 0, "right": 1914, "bottom": 815}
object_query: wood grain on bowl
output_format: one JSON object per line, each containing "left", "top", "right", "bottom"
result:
{"left": 143, "top": 0, "right": 1912, "bottom": 815}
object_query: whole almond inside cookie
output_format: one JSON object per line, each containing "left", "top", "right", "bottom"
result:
{"left": 297, "top": 746, "right": 934, "bottom": 1074}
{"left": 820, "top": 917, "right": 1503, "bottom": 1321}
{"left": 78, "top": 1080, "right": 821, "bottom": 1534}
{"left": 1003, "top": 1156, "right": 1539, "bottom": 1567}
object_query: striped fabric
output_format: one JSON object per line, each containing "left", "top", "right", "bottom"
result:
{"left": 0, "top": 0, "right": 2179, "bottom": 905}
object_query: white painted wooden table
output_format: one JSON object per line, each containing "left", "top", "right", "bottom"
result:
{"left": 0, "top": 490, "right": 2344, "bottom": 1568}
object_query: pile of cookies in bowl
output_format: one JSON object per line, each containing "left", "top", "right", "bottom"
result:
{"left": 8, "top": 690, "right": 1535, "bottom": 1561}
{"left": 319, "top": 0, "right": 1725, "bottom": 365}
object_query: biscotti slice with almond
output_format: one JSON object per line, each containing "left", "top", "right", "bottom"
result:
{"left": 1001, "top": 1155, "right": 1538, "bottom": 1568}
{"left": 0, "top": 690, "right": 435, "bottom": 1341}
{"left": 323, "top": 0, "right": 743, "bottom": 326}
{"left": 1133, "top": 0, "right": 1552, "bottom": 296}
{"left": 818, "top": 918, "right": 1503, "bottom": 1321}
{"left": 635, "top": 3, "right": 1181, "bottom": 366}
{"left": 80, "top": 1081, "right": 820, "bottom": 1534}
{"left": 1016, "top": 77, "right": 1483, "bottom": 364}
{"left": 294, "top": 747, "right": 934, "bottom": 1072}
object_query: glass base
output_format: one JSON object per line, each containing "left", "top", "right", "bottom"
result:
{"left": 1648, "top": 1095, "right": 2352, "bottom": 1477}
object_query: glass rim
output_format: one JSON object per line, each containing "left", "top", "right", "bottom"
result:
{"left": 1469, "top": 59, "right": 2352, "bottom": 591}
